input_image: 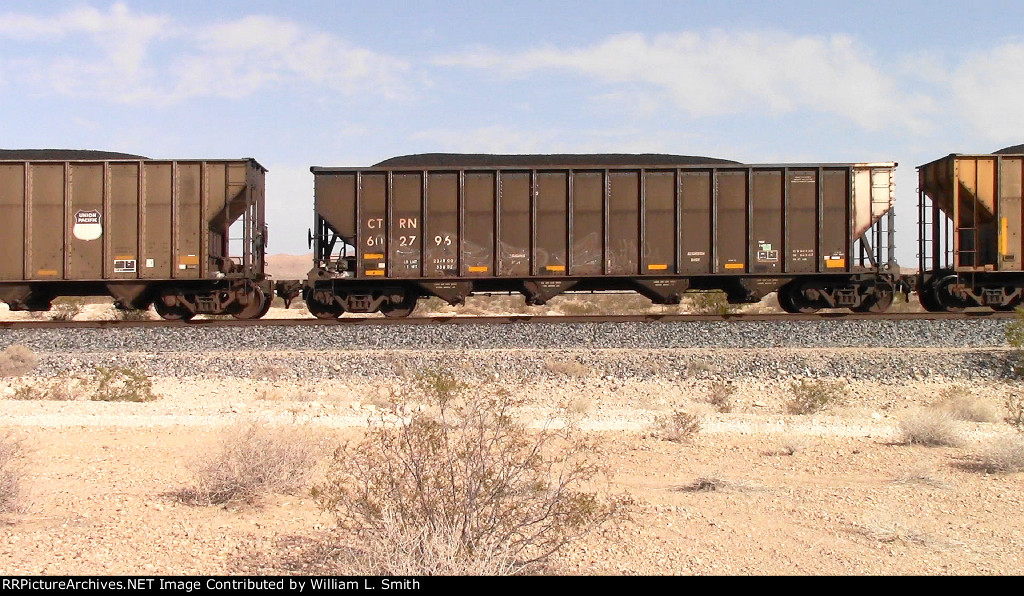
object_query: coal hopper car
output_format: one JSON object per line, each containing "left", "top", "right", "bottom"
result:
{"left": 0, "top": 151, "right": 272, "bottom": 320}
{"left": 304, "top": 153, "right": 900, "bottom": 317}
{"left": 917, "top": 148, "right": 1024, "bottom": 311}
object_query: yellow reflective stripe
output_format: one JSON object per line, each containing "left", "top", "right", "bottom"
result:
{"left": 1001, "top": 217, "right": 1008, "bottom": 256}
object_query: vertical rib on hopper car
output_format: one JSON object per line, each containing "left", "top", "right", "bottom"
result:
{"left": 305, "top": 155, "right": 900, "bottom": 317}
{"left": 0, "top": 157, "right": 272, "bottom": 319}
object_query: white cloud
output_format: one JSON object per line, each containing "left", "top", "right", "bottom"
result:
{"left": 950, "top": 43, "right": 1024, "bottom": 144}
{"left": 169, "top": 16, "right": 409, "bottom": 101}
{"left": 437, "top": 30, "right": 937, "bottom": 133}
{"left": 0, "top": 4, "right": 408, "bottom": 105}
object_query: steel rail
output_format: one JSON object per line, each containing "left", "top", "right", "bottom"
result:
{"left": 0, "top": 310, "right": 1015, "bottom": 330}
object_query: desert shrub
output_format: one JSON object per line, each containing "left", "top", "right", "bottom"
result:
{"left": 707, "top": 382, "right": 736, "bottom": 413}
{"left": 180, "top": 420, "right": 319, "bottom": 505}
{"left": 679, "top": 476, "right": 724, "bottom": 492}
{"left": 785, "top": 379, "right": 846, "bottom": 415}
{"left": 9, "top": 378, "right": 78, "bottom": 401}
{"left": 1006, "top": 311, "right": 1024, "bottom": 374}
{"left": 687, "top": 360, "right": 715, "bottom": 376}
{"left": 315, "top": 379, "right": 624, "bottom": 575}
{"left": 0, "top": 430, "right": 24, "bottom": 512}
{"left": 0, "top": 345, "right": 38, "bottom": 377}
{"left": 49, "top": 297, "right": 84, "bottom": 321}
{"left": 778, "top": 434, "right": 811, "bottom": 455}
{"left": 656, "top": 410, "right": 701, "bottom": 443}
{"left": 1006, "top": 393, "right": 1024, "bottom": 432}
{"left": 420, "top": 297, "right": 457, "bottom": 315}
{"left": 90, "top": 366, "right": 157, "bottom": 402}
{"left": 554, "top": 293, "right": 652, "bottom": 316}
{"left": 935, "top": 386, "right": 998, "bottom": 422}
{"left": 113, "top": 307, "right": 151, "bottom": 321}
{"left": 687, "top": 291, "right": 733, "bottom": 315}
{"left": 899, "top": 408, "right": 963, "bottom": 447}
{"left": 675, "top": 475, "right": 757, "bottom": 493}
{"left": 412, "top": 369, "right": 468, "bottom": 405}
{"left": 973, "top": 435, "right": 1024, "bottom": 473}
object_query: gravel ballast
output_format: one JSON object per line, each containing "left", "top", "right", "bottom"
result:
{"left": 0, "top": 318, "right": 1012, "bottom": 354}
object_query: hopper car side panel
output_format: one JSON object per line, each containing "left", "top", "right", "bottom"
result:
{"left": 307, "top": 160, "right": 899, "bottom": 317}
{"left": 918, "top": 153, "right": 1024, "bottom": 310}
{"left": 0, "top": 158, "right": 272, "bottom": 319}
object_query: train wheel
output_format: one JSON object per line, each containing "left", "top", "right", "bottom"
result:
{"left": 852, "top": 288, "right": 894, "bottom": 313}
{"left": 934, "top": 276, "right": 970, "bottom": 313}
{"left": 380, "top": 298, "right": 417, "bottom": 319}
{"left": 154, "top": 299, "right": 194, "bottom": 321}
{"left": 232, "top": 287, "right": 270, "bottom": 320}
{"left": 777, "top": 289, "right": 799, "bottom": 313}
{"left": 308, "top": 299, "right": 343, "bottom": 320}
{"left": 918, "top": 288, "right": 944, "bottom": 312}
{"left": 256, "top": 293, "right": 274, "bottom": 318}
{"left": 778, "top": 284, "right": 819, "bottom": 314}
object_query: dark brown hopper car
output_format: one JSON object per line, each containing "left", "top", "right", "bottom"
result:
{"left": 0, "top": 155, "right": 272, "bottom": 320}
{"left": 306, "top": 154, "right": 899, "bottom": 318}
{"left": 917, "top": 151, "right": 1024, "bottom": 311}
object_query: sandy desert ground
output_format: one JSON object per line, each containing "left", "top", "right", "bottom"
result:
{"left": 1, "top": 340, "right": 1022, "bottom": 575}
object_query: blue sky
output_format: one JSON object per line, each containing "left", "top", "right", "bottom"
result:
{"left": 3, "top": 1, "right": 1023, "bottom": 262}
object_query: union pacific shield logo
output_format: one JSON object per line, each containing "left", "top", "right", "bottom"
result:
{"left": 73, "top": 210, "right": 102, "bottom": 241}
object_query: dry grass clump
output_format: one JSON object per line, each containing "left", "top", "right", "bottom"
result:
{"left": 785, "top": 378, "right": 847, "bottom": 415}
{"left": 179, "top": 420, "right": 320, "bottom": 505}
{"left": 90, "top": 366, "right": 157, "bottom": 402}
{"left": 854, "top": 515, "right": 931, "bottom": 546}
{"left": 49, "top": 298, "right": 84, "bottom": 321}
{"left": 566, "top": 395, "right": 595, "bottom": 416}
{"left": 675, "top": 475, "right": 758, "bottom": 493}
{"left": 251, "top": 363, "right": 289, "bottom": 381}
{"left": 1005, "top": 393, "right": 1024, "bottom": 432}
{"left": 315, "top": 372, "right": 625, "bottom": 575}
{"left": 656, "top": 410, "right": 701, "bottom": 443}
{"left": 687, "top": 360, "right": 716, "bottom": 376}
{"left": 899, "top": 408, "right": 963, "bottom": 447}
{"left": 893, "top": 466, "right": 950, "bottom": 488}
{"left": 934, "top": 386, "right": 999, "bottom": 422}
{"left": 0, "top": 430, "right": 25, "bottom": 512}
{"left": 543, "top": 358, "right": 591, "bottom": 379}
{"left": 5, "top": 367, "right": 154, "bottom": 402}
{"left": 550, "top": 293, "right": 652, "bottom": 316}
{"left": 9, "top": 378, "right": 79, "bottom": 401}
{"left": 778, "top": 434, "right": 812, "bottom": 455}
{"left": 113, "top": 307, "right": 152, "bottom": 321}
{"left": 707, "top": 382, "right": 736, "bottom": 413}
{"left": 972, "top": 435, "right": 1024, "bottom": 473}
{"left": 686, "top": 291, "right": 733, "bottom": 315}
{"left": 0, "top": 345, "right": 38, "bottom": 377}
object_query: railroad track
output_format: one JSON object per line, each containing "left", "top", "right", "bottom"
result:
{"left": 0, "top": 310, "right": 1016, "bottom": 329}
